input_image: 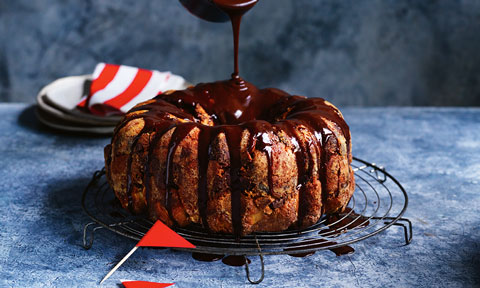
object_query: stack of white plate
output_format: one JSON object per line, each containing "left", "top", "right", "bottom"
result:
{"left": 36, "top": 74, "right": 191, "bottom": 135}
{"left": 36, "top": 75, "right": 123, "bottom": 135}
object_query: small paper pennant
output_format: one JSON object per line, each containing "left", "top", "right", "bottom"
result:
{"left": 122, "top": 280, "right": 174, "bottom": 288}
{"left": 100, "top": 220, "right": 195, "bottom": 284}
{"left": 137, "top": 220, "right": 195, "bottom": 248}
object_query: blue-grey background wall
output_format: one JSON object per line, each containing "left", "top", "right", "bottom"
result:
{"left": 1, "top": 0, "right": 480, "bottom": 106}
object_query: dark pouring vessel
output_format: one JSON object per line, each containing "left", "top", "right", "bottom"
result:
{"left": 179, "top": 0, "right": 230, "bottom": 22}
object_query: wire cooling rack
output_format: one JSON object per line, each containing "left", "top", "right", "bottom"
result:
{"left": 82, "top": 157, "right": 412, "bottom": 284}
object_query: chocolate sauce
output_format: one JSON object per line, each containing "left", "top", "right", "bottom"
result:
{"left": 197, "top": 128, "right": 216, "bottom": 231}
{"left": 324, "top": 208, "right": 370, "bottom": 234}
{"left": 114, "top": 0, "right": 352, "bottom": 237}
{"left": 329, "top": 244, "right": 355, "bottom": 256}
{"left": 287, "top": 251, "right": 316, "bottom": 258}
{"left": 165, "top": 123, "right": 196, "bottom": 225}
{"left": 179, "top": 0, "right": 230, "bottom": 23}
{"left": 245, "top": 121, "right": 275, "bottom": 196}
{"left": 212, "top": 0, "right": 258, "bottom": 77}
{"left": 224, "top": 125, "right": 246, "bottom": 236}
{"left": 277, "top": 120, "right": 312, "bottom": 227}
{"left": 192, "top": 252, "right": 224, "bottom": 262}
{"left": 285, "top": 238, "right": 354, "bottom": 257}
{"left": 191, "top": 253, "right": 253, "bottom": 267}
{"left": 222, "top": 255, "right": 251, "bottom": 267}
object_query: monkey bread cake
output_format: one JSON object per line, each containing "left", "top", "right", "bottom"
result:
{"left": 104, "top": 78, "right": 355, "bottom": 236}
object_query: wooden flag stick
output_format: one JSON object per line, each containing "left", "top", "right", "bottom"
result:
{"left": 100, "top": 246, "right": 138, "bottom": 285}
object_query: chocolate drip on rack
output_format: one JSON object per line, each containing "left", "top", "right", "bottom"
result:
{"left": 191, "top": 253, "right": 254, "bottom": 267}
{"left": 222, "top": 255, "right": 251, "bottom": 267}
{"left": 284, "top": 238, "right": 355, "bottom": 257}
{"left": 324, "top": 207, "right": 370, "bottom": 233}
{"left": 192, "top": 252, "right": 224, "bottom": 262}
{"left": 285, "top": 208, "right": 369, "bottom": 257}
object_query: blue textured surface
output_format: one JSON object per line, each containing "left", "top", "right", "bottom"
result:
{"left": 2, "top": 1, "right": 480, "bottom": 106}
{"left": 1, "top": 104, "right": 480, "bottom": 287}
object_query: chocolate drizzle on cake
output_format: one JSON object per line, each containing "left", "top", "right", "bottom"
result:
{"left": 110, "top": 0, "right": 352, "bottom": 237}
{"left": 117, "top": 87, "right": 350, "bottom": 237}
{"left": 197, "top": 128, "right": 215, "bottom": 231}
{"left": 276, "top": 120, "right": 311, "bottom": 227}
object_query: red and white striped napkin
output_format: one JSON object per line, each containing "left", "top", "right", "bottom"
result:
{"left": 77, "top": 63, "right": 189, "bottom": 116}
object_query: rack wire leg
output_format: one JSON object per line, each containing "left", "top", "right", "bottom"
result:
{"left": 391, "top": 218, "right": 413, "bottom": 245}
{"left": 83, "top": 222, "right": 104, "bottom": 250}
{"left": 245, "top": 235, "right": 265, "bottom": 284}
{"left": 372, "top": 217, "right": 413, "bottom": 245}
{"left": 245, "top": 254, "right": 264, "bottom": 284}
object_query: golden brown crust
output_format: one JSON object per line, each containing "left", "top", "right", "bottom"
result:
{"left": 107, "top": 118, "right": 145, "bottom": 210}
{"left": 148, "top": 128, "right": 175, "bottom": 226}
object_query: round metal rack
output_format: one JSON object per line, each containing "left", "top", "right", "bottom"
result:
{"left": 82, "top": 157, "right": 412, "bottom": 284}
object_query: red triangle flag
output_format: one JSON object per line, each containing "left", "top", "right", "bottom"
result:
{"left": 122, "top": 281, "right": 174, "bottom": 288}
{"left": 136, "top": 220, "right": 195, "bottom": 248}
